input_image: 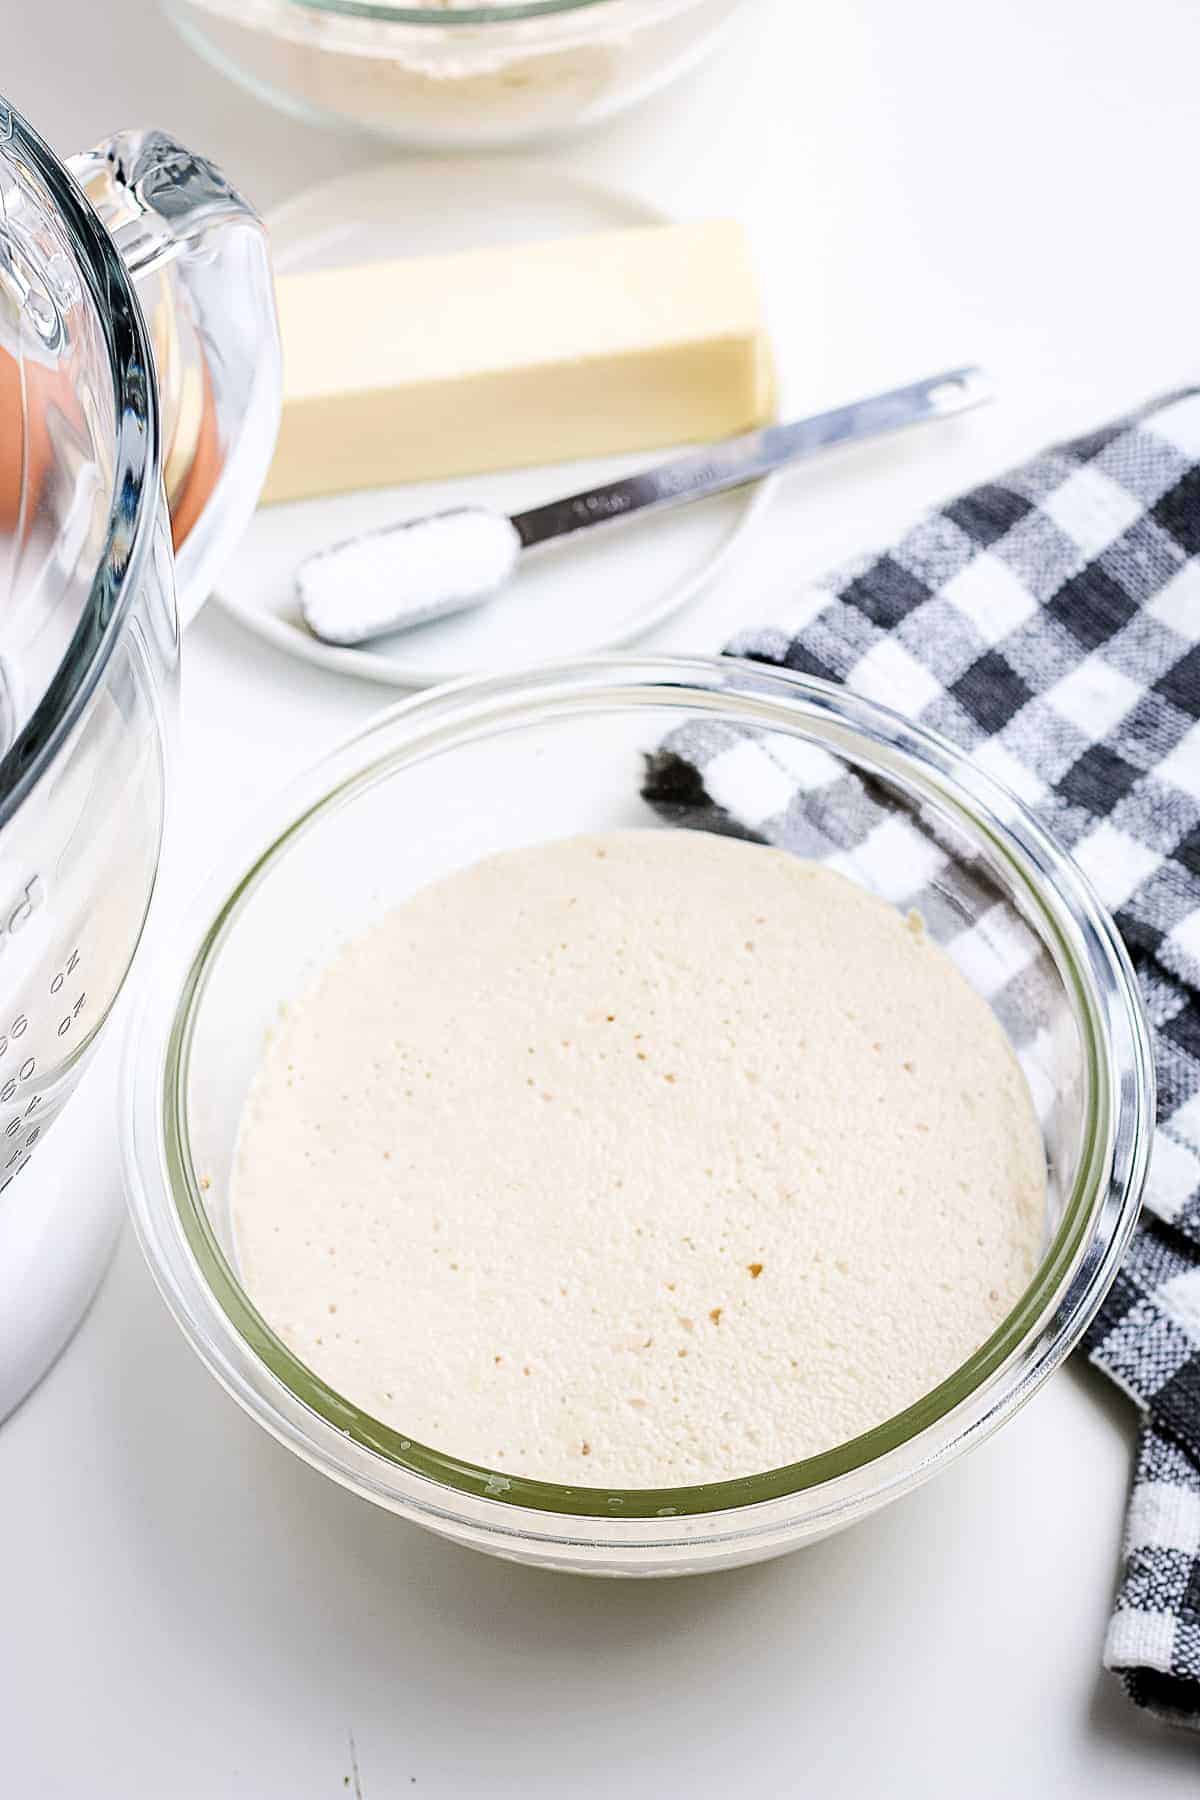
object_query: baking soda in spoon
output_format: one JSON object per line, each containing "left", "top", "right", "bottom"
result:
{"left": 300, "top": 509, "right": 521, "bottom": 646}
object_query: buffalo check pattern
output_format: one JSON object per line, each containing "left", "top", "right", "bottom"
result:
{"left": 642, "top": 389, "right": 1200, "bottom": 1728}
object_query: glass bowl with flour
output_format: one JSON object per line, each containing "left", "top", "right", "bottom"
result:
{"left": 165, "top": 0, "right": 754, "bottom": 150}
{"left": 124, "top": 657, "right": 1152, "bottom": 1575}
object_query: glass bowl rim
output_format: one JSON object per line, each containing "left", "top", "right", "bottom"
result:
{"left": 261, "top": 0, "right": 699, "bottom": 31}
{"left": 123, "top": 655, "right": 1153, "bottom": 1537}
{"left": 0, "top": 97, "right": 160, "bottom": 829}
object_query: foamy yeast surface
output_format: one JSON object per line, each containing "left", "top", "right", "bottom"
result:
{"left": 233, "top": 830, "right": 1045, "bottom": 1488}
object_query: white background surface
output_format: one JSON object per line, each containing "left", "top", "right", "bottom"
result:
{"left": 5, "top": 0, "right": 1200, "bottom": 1791}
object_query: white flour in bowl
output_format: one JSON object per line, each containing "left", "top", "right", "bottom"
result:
{"left": 232, "top": 830, "right": 1046, "bottom": 1488}
{"left": 172, "top": 0, "right": 741, "bottom": 149}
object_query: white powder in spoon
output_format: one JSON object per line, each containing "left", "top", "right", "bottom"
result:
{"left": 232, "top": 830, "right": 1046, "bottom": 1488}
{"left": 299, "top": 507, "right": 522, "bottom": 645}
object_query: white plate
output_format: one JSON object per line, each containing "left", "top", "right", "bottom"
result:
{"left": 214, "top": 159, "right": 776, "bottom": 688}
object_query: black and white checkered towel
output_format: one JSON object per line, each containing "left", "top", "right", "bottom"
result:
{"left": 643, "top": 388, "right": 1200, "bottom": 1729}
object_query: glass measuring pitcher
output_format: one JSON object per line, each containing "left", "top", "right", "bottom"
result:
{"left": 0, "top": 99, "right": 280, "bottom": 1415}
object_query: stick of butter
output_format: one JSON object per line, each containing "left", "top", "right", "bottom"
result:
{"left": 263, "top": 220, "right": 775, "bottom": 504}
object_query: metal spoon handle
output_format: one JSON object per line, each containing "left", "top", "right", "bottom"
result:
{"left": 513, "top": 366, "right": 992, "bottom": 552}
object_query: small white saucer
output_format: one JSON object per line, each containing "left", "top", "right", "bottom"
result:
{"left": 213, "top": 159, "right": 775, "bottom": 688}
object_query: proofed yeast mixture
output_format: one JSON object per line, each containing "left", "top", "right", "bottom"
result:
{"left": 233, "top": 831, "right": 1046, "bottom": 1487}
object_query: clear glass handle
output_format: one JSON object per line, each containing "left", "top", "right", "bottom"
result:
{"left": 67, "top": 130, "right": 280, "bottom": 625}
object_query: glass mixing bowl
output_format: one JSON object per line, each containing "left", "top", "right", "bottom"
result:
{"left": 0, "top": 99, "right": 280, "bottom": 1417}
{"left": 165, "top": 0, "right": 757, "bottom": 149}
{"left": 124, "top": 657, "right": 1153, "bottom": 1575}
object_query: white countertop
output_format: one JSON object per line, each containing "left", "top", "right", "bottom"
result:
{"left": 6, "top": 0, "right": 1200, "bottom": 1790}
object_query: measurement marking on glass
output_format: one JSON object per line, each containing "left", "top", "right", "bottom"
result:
{"left": 0, "top": 934, "right": 88, "bottom": 1192}
{"left": 49, "top": 949, "right": 80, "bottom": 996}
{"left": 0, "top": 877, "right": 44, "bottom": 953}
{"left": 57, "top": 993, "right": 86, "bottom": 1036}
